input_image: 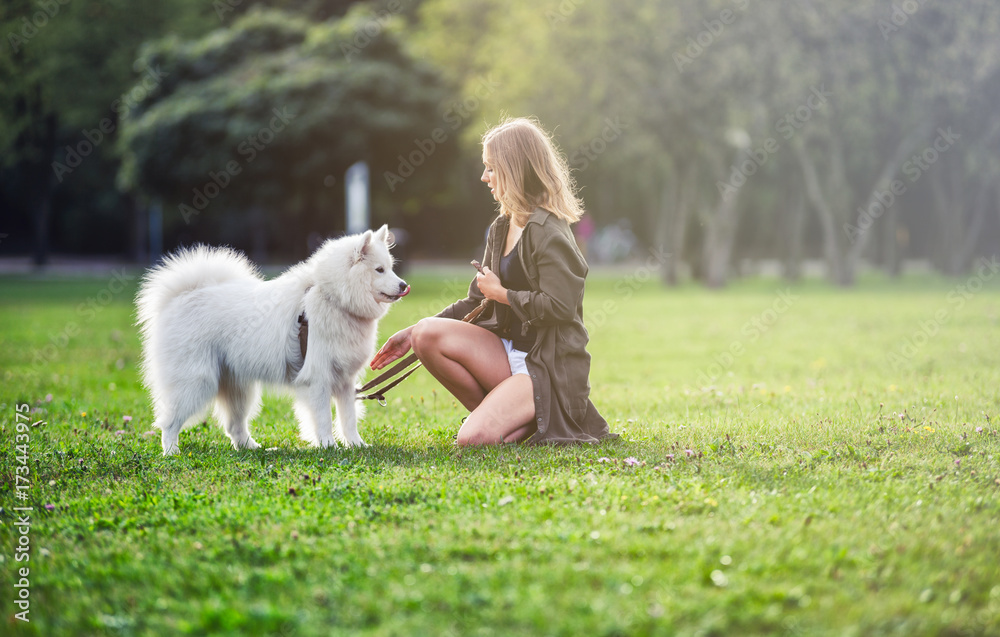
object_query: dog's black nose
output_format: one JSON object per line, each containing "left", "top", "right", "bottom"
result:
{"left": 398, "top": 281, "right": 408, "bottom": 292}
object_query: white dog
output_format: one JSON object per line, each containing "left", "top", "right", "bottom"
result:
{"left": 136, "top": 225, "right": 408, "bottom": 455}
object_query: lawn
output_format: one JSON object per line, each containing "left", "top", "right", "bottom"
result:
{"left": 1, "top": 266, "right": 999, "bottom": 636}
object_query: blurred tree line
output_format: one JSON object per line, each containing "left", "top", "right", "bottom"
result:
{"left": 2, "top": 0, "right": 998, "bottom": 286}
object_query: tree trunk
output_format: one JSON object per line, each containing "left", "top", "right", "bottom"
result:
{"left": 32, "top": 187, "right": 51, "bottom": 268}
{"left": 996, "top": 183, "right": 1000, "bottom": 228}
{"left": 929, "top": 164, "right": 964, "bottom": 275}
{"left": 26, "top": 112, "right": 57, "bottom": 268}
{"left": 697, "top": 146, "right": 745, "bottom": 289}
{"left": 702, "top": 189, "right": 740, "bottom": 289}
{"left": 951, "top": 171, "right": 991, "bottom": 275}
{"left": 795, "top": 120, "right": 933, "bottom": 286}
{"left": 657, "top": 163, "right": 696, "bottom": 286}
{"left": 128, "top": 195, "right": 148, "bottom": 264}
{"left": 655, "top": 181, "right": 676, "bottom": 285}
{"left": 846, "top": 120, "right": 934, "bottom": 275}
{"left": 883, "top": 200, "right": 901, "bottom": 277}
{"left": 793, "top": 139, "right": 848, "bottom": 285}
{"left": 783, "top": 183, "right": 806, "bottom": 281}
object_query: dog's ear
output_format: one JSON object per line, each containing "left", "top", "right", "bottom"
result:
{"left": 374, "top": 225, "right": 389, "bottom": 244}
{"left": 354, "top": 230, "right": 374, "bottom": 263}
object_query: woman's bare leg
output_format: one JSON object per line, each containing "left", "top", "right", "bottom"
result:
{"left": 410, "top": 318, "right": 512, "bottom": 410}
{"left": 411, "top": 318, "right": 537, "bottom": 444}
{"left": 457, "top": 374, "right": 536, "bottom": 445}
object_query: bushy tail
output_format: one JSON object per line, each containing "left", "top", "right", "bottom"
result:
{"left": 135, "top": 245, "right": 260, "bottom": 331}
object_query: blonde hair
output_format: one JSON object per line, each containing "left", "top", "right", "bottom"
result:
{"left": 481, "top": 117, "right": 584, "bottom": 225}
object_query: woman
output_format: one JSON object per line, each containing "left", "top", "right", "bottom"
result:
{"left": 371, "top": 117, "right": 612, "bottom": 445}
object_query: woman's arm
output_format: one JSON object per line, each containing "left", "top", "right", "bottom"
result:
{"left": 506, "top": 227, "right": 587, "bottom": 326}
{"left": 370, "top": 325, "right": 414, "bottom": 370}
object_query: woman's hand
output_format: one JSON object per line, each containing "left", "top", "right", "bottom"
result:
{"left": 371, "top": 325, "right": 414, "bottom": 369}
{"left": 476, "top": 266, "right": 509, "bottom": 305}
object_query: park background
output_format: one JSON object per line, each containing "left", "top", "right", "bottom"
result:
{"left": 2, "top": 1, "right": 1000, "bottom": 636}
{"left": 2, "top": 0, "right": 999, "bottom": 283}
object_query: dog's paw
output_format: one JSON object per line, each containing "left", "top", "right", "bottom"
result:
{"left": 162, "top": 443, "right": 180, "bottom": 456}
{"left": 232, "top": 437, "right": 261, "bottom": 451}
{"left": 315, "top": 437, "right": 338, "bottom": 449}
{"left": 342, "top": 436, "right": 369, "bottom": 449}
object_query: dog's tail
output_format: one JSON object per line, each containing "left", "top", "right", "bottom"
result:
{"left": 135, "top": 245, "right": 260, "bottom": 330}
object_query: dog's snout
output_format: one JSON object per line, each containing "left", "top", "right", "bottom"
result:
{"left": 398, "top": 281, "right": 408, "bottom": 292}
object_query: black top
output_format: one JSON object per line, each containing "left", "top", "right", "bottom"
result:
{"left": 497, "top": 241, "right": 536, "bottom": 352}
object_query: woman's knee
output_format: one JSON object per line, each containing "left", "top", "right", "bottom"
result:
{"left": 411, "top": 318, "right": 443, "bottom": 357}
{"left": 456, "top": 419, "right": 489, "bottom": 446}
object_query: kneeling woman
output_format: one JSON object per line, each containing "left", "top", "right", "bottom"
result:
{"left": 371, "top": 117, "right": 612, "bottom": 445}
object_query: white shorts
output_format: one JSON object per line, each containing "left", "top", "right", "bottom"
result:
{"left": 501, "top": 338, "right": 529, "bottom": 376}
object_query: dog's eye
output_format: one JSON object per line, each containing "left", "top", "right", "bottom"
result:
{"left": 375, "top": 266, "right": 385, "bottom": 274}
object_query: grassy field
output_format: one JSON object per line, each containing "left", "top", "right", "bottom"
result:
{"left": 1, "top": 266, "right": 999, "bottom": 636}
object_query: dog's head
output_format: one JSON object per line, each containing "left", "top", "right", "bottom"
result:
{"left": 311, "top": 225, "right": 409, "bottom": 320}
{"left": 353, "top": 225, "right": 409, "bottom": 307}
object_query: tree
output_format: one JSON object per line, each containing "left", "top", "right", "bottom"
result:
{"left": 0, "top": 0, "right": 215, "bottom": 263}
{"left": 117, "top": 6, "right": 457, "bottom": 256}
{"left": 783, "top": 1, "right": 1000, "bottom": 284}
{"left": 408, "top": 0, "right": 1000, "bottom": 284}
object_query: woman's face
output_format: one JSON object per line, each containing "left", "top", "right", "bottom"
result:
{"left": 481, "top": 151, "right": 501, "bottom": 201}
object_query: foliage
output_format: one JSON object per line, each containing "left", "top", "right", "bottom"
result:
{"left": 2, "top": 0, "right": 999, "bottom": 278}
{"left": 0, "top": 0, "right": 219, "bottom": 259}
{"left": 116, "top": 6, "right": 457, "bottom": 247}
{"left": 2, "top": 270, "right": 999, "bottom": 635}
{"left": 410, "top": 0, "right": 1000, "bottom": 285}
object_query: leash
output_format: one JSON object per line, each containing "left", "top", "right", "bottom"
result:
{"left": 298, "top": 294, "right": 490, "bottom": 406}
{"left": 356, "top": 298, "right": 488, "bottom": 404}
{"left": 356, "top": 353, "right": 422, "bottom": 405}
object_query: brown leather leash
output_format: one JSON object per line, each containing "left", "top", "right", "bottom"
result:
{"left": 298, "top": 291, "right": 489, "bottom": 406}
{"left": 356, "top": 353, "right": 422, "bottom": 405}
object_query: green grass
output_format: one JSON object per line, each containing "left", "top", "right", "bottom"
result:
{"left": 1, "top": 268, "right": 999, "bottom": 636}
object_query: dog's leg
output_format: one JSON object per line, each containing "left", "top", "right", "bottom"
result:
{"left": 216, "top": 373, "right": 262, "bottom": 451}
{"left": 294, "top": 384, "right": 336, "bottom": 448}
{"left": 333, "top": 386, "right": 367, "bottom": 448}
{"left": 154, "top": 377, "right": 217, "bottom": 455}
{"left": 157, "top": 412, "right": 187, "bottom": 456}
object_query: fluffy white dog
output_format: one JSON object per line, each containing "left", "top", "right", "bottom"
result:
{"left": 136, "top": 225, "right": 408, "bottom": 455}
